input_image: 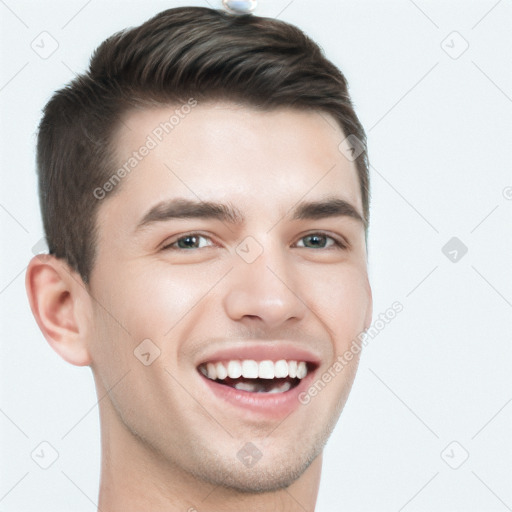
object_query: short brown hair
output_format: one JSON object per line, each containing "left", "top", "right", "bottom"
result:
{"left": 37, "top": 6, "right": 369, "bottom": 284}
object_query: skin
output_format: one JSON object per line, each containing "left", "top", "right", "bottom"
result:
{"left": 26, "top": 102, "right": 372, "bottom": 511}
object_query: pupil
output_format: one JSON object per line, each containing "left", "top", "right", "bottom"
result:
{"left": 178, "top": 236, "right": 198, "bottom": 249}
{"left": 305, "top": 234, "right": 326, "bottom": 248}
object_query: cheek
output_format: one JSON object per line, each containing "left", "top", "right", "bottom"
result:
{"left": 304, "top": 264, "right": 371, "bottom": 342}
{"left": 111, "top": 262, "right": 226, "bottom": 339}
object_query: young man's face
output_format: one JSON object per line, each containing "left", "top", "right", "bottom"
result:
{"left": 86, "top": 102, "right": 372, "bottom": 492}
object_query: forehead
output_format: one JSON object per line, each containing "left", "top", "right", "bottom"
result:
{"left": 103, "top": 102, "right": 362, "bottom": 229}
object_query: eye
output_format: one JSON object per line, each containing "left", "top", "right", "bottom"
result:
{"left": 295, "top": 233, "right": 346, "bottom": 250}
{"left": 161, "top": 231, "right": 347, "bottom": 252}
{"left": 162, "top": 233, "right": 214, "bottom": 250}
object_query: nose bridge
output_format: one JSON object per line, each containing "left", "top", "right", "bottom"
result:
{"left": 246, "top": 241, "right": 290, "bottom": 295}
{"left": 223, "top": 234, "right": 307, "bottom": 326}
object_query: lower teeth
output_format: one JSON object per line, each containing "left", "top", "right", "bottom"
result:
{"left": 233, "top": 380, "right": 292, "bottom": 393}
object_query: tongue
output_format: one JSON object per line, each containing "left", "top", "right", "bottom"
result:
{"left": 220, "top": 377, "right": 295, "bottom": 393}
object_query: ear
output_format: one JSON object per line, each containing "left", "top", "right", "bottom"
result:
{"left": 25, "top": 254, "right": 93, "bottom": 366}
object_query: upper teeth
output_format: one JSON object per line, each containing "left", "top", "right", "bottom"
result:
{"left": 201, "top": 360, "right": 308, "bottom": 380}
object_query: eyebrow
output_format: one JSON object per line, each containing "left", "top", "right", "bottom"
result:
{"left": 135, "top": 196, "right": 365, "bottom": 232}
{"left": 135, "top": 198, "right": 243, "bottom": 232}
{"left": 292, "top": 197, "right": 365, "bottom": 226}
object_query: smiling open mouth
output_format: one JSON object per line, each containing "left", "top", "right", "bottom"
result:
{"left": 198, "top": 359, "right": 314, "bottom": 394}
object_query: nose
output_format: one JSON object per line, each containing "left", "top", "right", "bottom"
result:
{"left": 222, "top": 242, "right": 308, "bottom": 330}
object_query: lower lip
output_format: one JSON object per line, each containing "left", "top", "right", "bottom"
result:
{"left": 198, "top": 368, "right": 317, "bottom": 419}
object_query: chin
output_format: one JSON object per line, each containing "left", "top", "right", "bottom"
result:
{"left": 192, "top": 458, "right": 311, "bottom": 494}
{"left": 185, "top": 425, "right": 331, "bottom": 495}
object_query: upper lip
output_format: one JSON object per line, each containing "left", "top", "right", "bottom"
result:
{"left": 195, "top": 341, "right": 322, "bottom": 368}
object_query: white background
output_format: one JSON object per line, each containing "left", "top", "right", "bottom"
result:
{"left": 1, "top": 1, "right": 511, "bottom": 510}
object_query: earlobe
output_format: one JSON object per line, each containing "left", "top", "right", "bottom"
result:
{"left": 25, "top": 254, "right": 92, "bottom": 367}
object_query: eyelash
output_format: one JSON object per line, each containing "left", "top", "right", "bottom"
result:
{"left": 161, "top": 232, "right": 348, "bottom": 251}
